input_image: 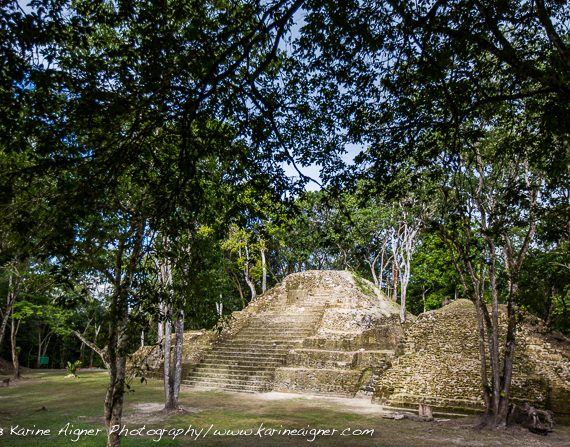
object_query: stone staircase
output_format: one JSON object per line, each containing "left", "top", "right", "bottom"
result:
{"left": 183, "top": 298, "right": 327, "bottom": 392}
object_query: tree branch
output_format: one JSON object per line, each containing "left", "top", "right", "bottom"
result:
{"left": 72, "top": 330, "right": 110, "bottom": 369}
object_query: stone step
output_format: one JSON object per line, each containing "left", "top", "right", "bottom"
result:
{"left": 204, "top": 354, "right": 287, "bottom": 362}
{"left": 211, "top": 346, "right": 290, "bottom": 354}
{"left": 238, "top": 328, "right": 317, "bottom": 334}
{"left": 250, "top": 314, "right": 325, "bottom": 321}
{"left": 183, "top": 381, "right": 265, "bottom": 393}
{"left": 219, "top": 347, "right": 296, "bottom": 355}
{"left": 230, "top": 337, "right": 307, "bottom": 343}
{"left": 255, "top": 310, "right": 324, "bottom": 314}
{"left": 203, "top": 353, "right": 286, "bottom": 361}
{"left": 248, "top": 312, "right": 323, "bottom": 317}
{"left": 195, "top": 365, "right": 279, "bottom": 374}
{"left": 233, "top": 330, "right": 313, "bottom": 336}
{"left": 186, "top": 383, "right": 268, "bottom": 393}
{"left": 246, "top": 315, "right": 322, "bottom": 320}
{"left": 190, "top": 370, "right": 274, "bottom": 380}
{"left": 222, "top": 344, "right": 300, "bottom": 351}
{"left": 185, "top": 379, "right": 271, "bottom": 390}
{"left": 204, "top": 356, "right": 287, "bottom": 364}
{"left": 197, "top": 361, "right": 284, "bottom": 370}
{"left": 183, "top": 376, "right": 272, "bottom": 388}
{"left": 205, "top": 350, "right": 288, "bottom": 357}
{"left": 243, "top": 320, "right": 321, "bottom": 327}
{"left": 237, "top": 330, "right": 315, "bottom": 336}
{"left": 235, "top": 334, "right": 312, "bottom": 340}
{"left": 199, "top": 357, "right": 284, "bottom": 366}
{"left": 237, "top": 328, "right": 314, "bottom": 334}
{"left": 218, "top": 342, "right": 293, "bottom": 349}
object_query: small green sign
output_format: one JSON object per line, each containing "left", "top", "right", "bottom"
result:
{"left": 39, "top": 356, "right": 49, "bottom": 366}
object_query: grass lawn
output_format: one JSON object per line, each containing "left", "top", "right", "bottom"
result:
{"left": 0, "top": 370, "right": 568, "bottom": 447}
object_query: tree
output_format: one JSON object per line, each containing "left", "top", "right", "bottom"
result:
{"left": 223, "top": 224, "right": 263, "bottom": 301}
{"left": 152, "top": 235, "right": 186, "bottom": 413}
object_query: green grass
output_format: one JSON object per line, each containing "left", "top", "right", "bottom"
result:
{"left": 1, "top": 371, "right": 569, "bottom": 447}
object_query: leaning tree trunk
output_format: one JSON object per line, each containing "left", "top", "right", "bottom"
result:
{"left": 90, "top": 324, "right": 102, "bottom": 368}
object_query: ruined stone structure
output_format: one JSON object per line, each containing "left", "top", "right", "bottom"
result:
{"left": 131, "top": 270, "right": 570, "bottom": 421}
{"left": 183, "top": 271, "right": 402, "bottom": 393}
{"left": 374, "top": 299, "right": 570, "bottom": 421}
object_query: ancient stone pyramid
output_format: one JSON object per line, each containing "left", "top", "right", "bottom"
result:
{"left": 183, "top": 270, "right": 402, "bottom": 394}
{"left": 132, "top": 270, "right": 570, "bottom": 420}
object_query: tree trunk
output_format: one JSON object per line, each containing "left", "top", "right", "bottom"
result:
{"left": 261, "top": 247, "right": 267, "bottom": 294}
{"left": 10, "top": 313, "right": 20, "bottom": 379}
{"left": 496, "top": 290, "right": 517, "bottom": 426}
{"left": 104, "top": 218, "right": 145, "bottom": 447}
{"left": 73, "top": 330, "right": 110, "bottom": 369}
{"left": 485, "top": 236, "right": 502, "bottom": 418}
{"left": 163, "top": 315, "right": 172, "bottom": 407}
{"left": 399, "top": 280, "right": 407, "bottom": 323}
{"left": 395, "top": 220, "right": 419, "bottom": 323}
{"left": 79, "top": 319, "right": 92, "bottom": 363}
{"left": 157, "top": 301, "right": 166, "bottom": 347}
{"left": 37, "top": 330, "right": 53, "bottom": 368}
{"left": 173, "top": 310, "right": 184, "bottom": 404}
{"left": 391, "top": 263, "right": 398, "bottom": 302}
{"left": 165, "top": 309, "right": 184, "bottom": 412}
{"left": 104, "top": 289, "right": 130, "bottom": 447}
{"left": 104, "top": 348, "right": 127, "bottom": 447}
{"left": 229, "top": 270, "right": 246, "bottom": 308}
{"left": 368, "top": 259, "right": 379, "bottom": 287}
{"left": 244, "top": 244, "right": 257, "bottom": 301}
{"left": 90, "top": 324, "right": 102, "bottom": 367}
{"left": 0, "top": 270, "right": 18, "bottom": 353}
{"left": 37, "top": 331, "right": 42, "bottom": 369}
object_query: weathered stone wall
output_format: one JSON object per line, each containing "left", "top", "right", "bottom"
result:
{"left": 373, "top": 299, "right": 570, "bottom": 420}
